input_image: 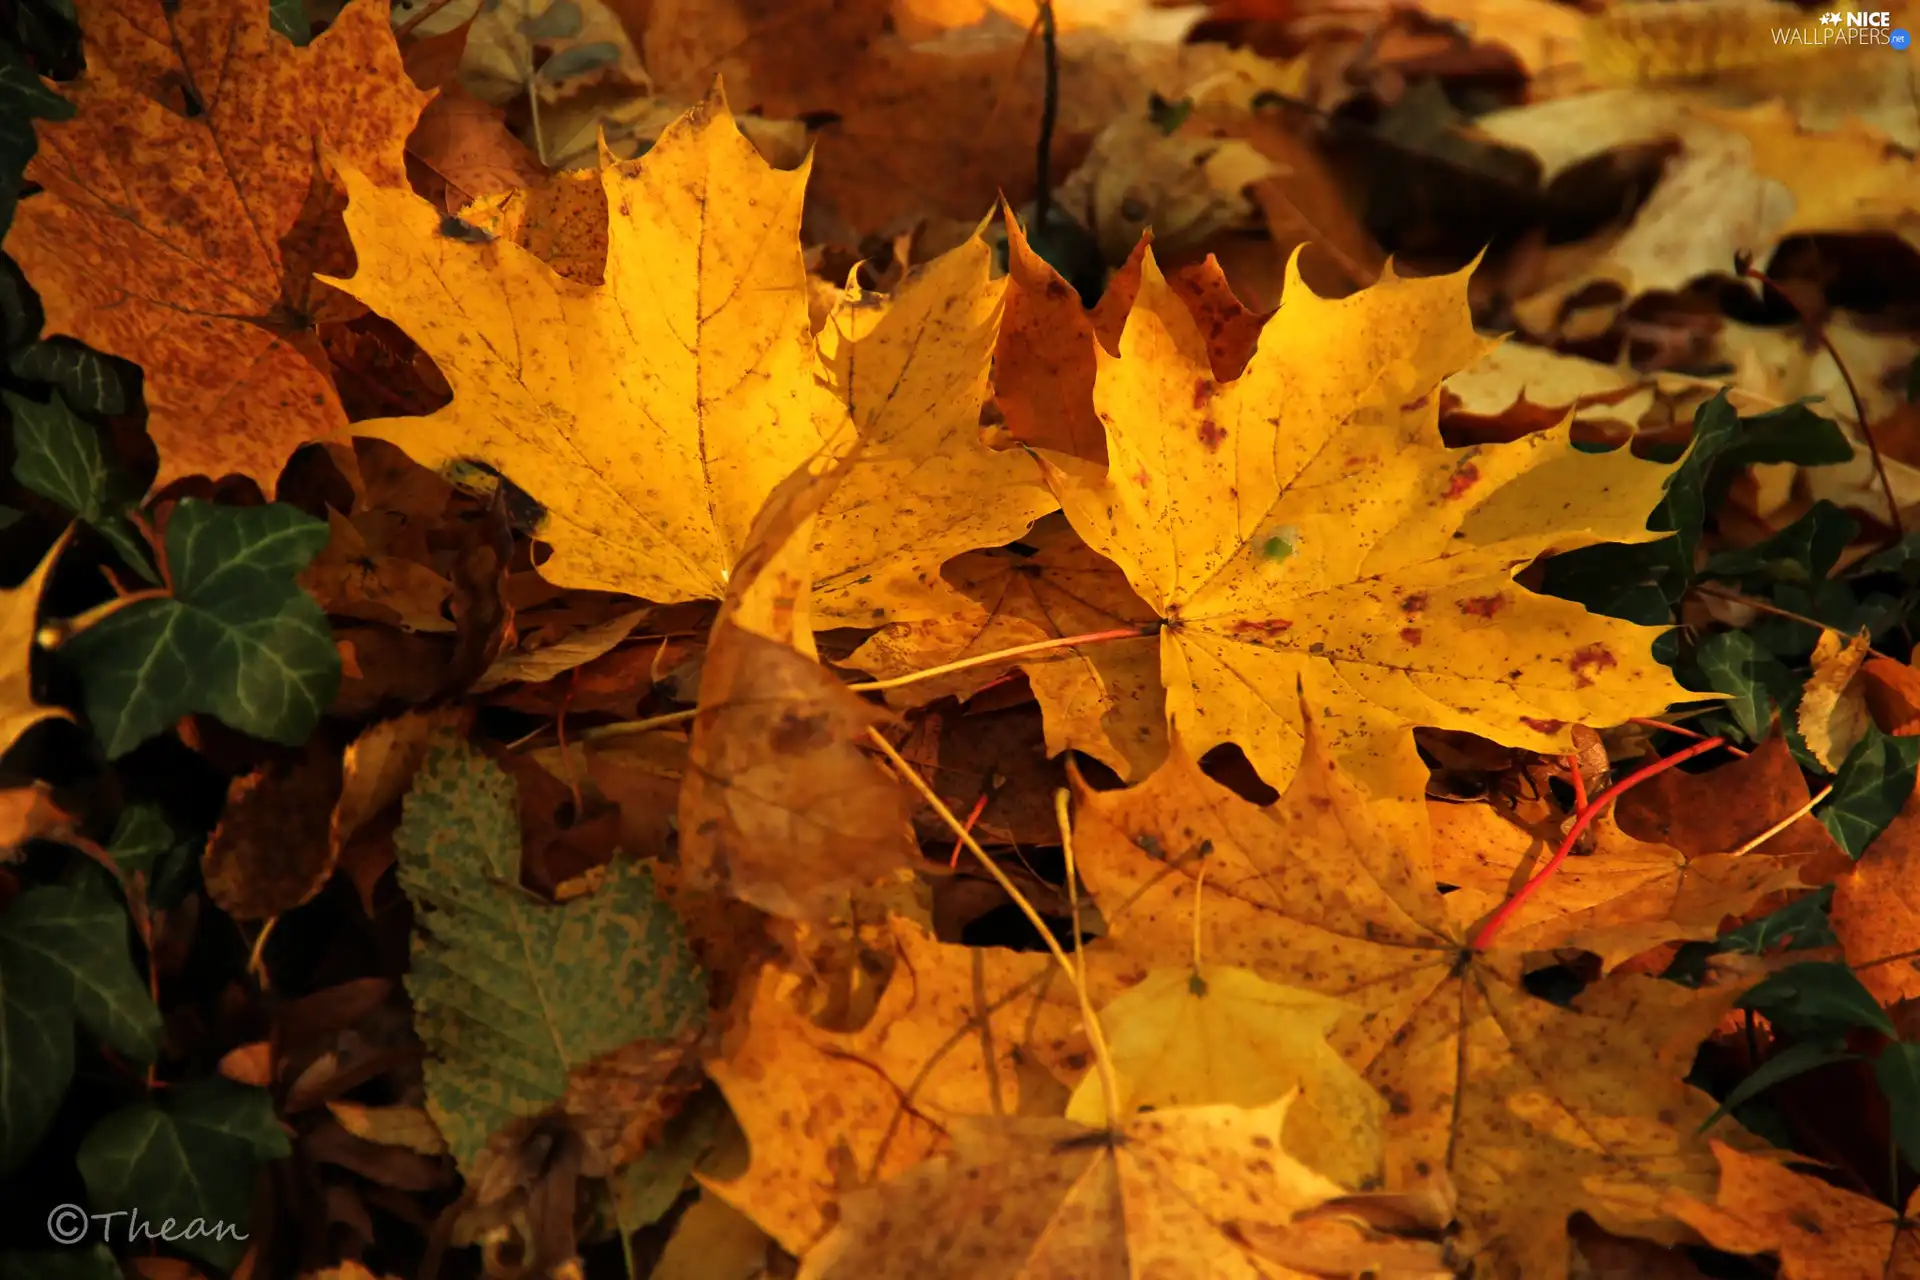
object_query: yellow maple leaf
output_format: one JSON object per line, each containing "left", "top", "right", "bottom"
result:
{"left": 1040, "top": 250, "right": 1692, "bottom": 794}
{"left": 1429, "top": 798, "right": 1816, "bottom": 973}
{"left": 5, "top": 0, "right": 429, "bottom": 490}
{"left": 1700, "top": 102, "right": 1920, "bottom": 254}
{"left": 797, "top": 1096, "right": 1454, "bottom": 1280}
{"left": 0, "top": 528, "right": 73, "bottom": 764}
{"left": 331, "top": 88, "right": 1050, "bottom": 621}
{"left": 702, "top": 914, "right": 1133, "bottom": 1254}
{"left": 1670, "top": 1141, "right": 1920, "bottom": 1280}
{"left": 846, "top": 514, "right": 1167, "bottom": 781}
{"left": 1073, "top": 713, "right": 1771, "bottom": 1279}
{"left": 1063, "top": 964, "right": 1386, "bottom": 1190}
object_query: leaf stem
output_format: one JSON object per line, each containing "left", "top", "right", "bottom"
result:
{"left": 559, "top": 623, "right": 1158, "bottom": 746}
{"left": 1740, "top": 257, "right": 1903, "bottom": 541}
{"left": 1690, "top": 581, "right": 1895, "bottom": 660}
{"left": 1032, "top": 0, "right": 1059, "bottom": 234}
{"left": 1470, "top": 736, "right": 1729, "bottom": 951}
{"left": 867, "top": 729, "right": 1122, "bottom": 1124}
{"left": 1730, "top": 784, "right": 1832, "bottom": 856}
{"left": 849, "top": 624, "right": 1158, "bottom": 694}
{"left": 1629, "top": 716, "right": 1750, "bottom": 758}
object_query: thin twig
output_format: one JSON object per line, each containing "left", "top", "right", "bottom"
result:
{"left": 868, "top": 729, "right": 1123, "bottom": 1125}
{"left": 1691, "top": 581, "right": 1895, "bottom": 660}
{"left": 560, "top": 624, "right": 1157, "bottom": 747}
{"left": 1629, "top": 716, "right": 1750, "bottom": 758}
{"left": 1032, "top": 0, "right": 1059, "bottom": 233}
{"left": 1730, "top": 784, "right": 1833, "bottom": 856}
{"left": 1471, "top": 737, "right": 1729, "bottom": 951}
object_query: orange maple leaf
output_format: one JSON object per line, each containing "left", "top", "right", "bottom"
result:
{"left": 6, "top": 0, "right": 429, "bottom": 490}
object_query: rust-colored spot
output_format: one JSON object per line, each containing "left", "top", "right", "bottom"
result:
{"left": 1568, "top": 644, "right": 1617, "bottom": 688}
{"left": 1192, "top": 378, "right": 1215, "bottom": 409}
{"left": 1444, "top": 463, "right": 1480, "bottom": 499}
{"left": 1458, "top": 594, "right": 1504, "bottom": 618}
{"left": 1131, "top": 466, "right": 1151, "bottom": 489}
{"left": 1197, "top": 418, "right": 1227, "bottom": 451}
{"left": 1520, "top": 717, "right": 1565, "bottom": 734}
{"left": 1399, "top": 627, "right": 1422, "bottom": 646}
{"left": 1789, "top": 1213, "right": 1824, "bottom": 1236}
{"left": 1402, "top": 392, "right": 1431, "bottom": 411}
{"left": 1400, "top": 593, "right": 1427, "bottom": 614}
{"left": 1230, "top": 618, "right": 1293, "bottom": 636}
{"left": 1045, "top": 278, "right": 1070, "bottom": 299}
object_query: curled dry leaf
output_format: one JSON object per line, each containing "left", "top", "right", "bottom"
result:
{"left": 1799, "top": 628, "right": 1874, "bottom": 772}
{"left": 203, "top": 739, "right": 348, "bottom": 921}
{"left": 472, "top": 606, "right": 650, "bottom": 692}
{"left": 5, "top": 0, "right": 430, "bottom": 489}
{"left": 679, "top": 449, "right": 918, "bottom": 919}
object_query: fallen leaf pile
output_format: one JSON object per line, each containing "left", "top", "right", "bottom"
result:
{"left": 10, "top": 1, "right": 1920, "bottom": 1279}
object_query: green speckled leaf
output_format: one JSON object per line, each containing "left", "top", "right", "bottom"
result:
{"left": 58, "top": 499, "right": 339, "bottom": 758}
{"left": 396, "top": 740, "right": 707, "bottom": 1173}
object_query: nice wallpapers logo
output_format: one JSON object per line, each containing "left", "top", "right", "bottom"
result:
{"left": 1776, "top": 9, "right": 1915, "bottom": 46}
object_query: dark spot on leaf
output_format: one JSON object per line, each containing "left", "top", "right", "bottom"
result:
{"left": 1790, "top": 1213, "right": 1824, "bottom": 1236}
{"left": 1230, "top": 618, "right": 1292, "bottom": 636}
{"left": 1401, "top": 593, "right": 1427, "bottom": 614}
{"left": 1197, "top": 418, "right": 1226, "bottom": 451}
{"left": 1399, "top": 627, "right": 1422, "bottom": 646}
{"left": 1192, "top": 379, "right": 1214, "bottom": 409}
{"left": 439, "top": 213, "right": 496, "bottom": 244}
{"left": 1568, "top": 644, "right": 1617, "bottom": 688}
{"left": 1521, "top": 717, "right": 1565, "bottom": 734}
{"left": 1444, "top": 463, "right": 1480, "bottom": 498}
{"left": 1458, "top": 594, "right": 1504, "bottom": 618}
{"left": 769, "top": 710, "right": 830, "bottom": 754}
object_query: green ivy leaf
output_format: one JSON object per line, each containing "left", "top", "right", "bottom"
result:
{"left": 1693, "top": 630, "right": 1797, "bottom": 742}
{"left": 1741, "top": 960, "right": 1896, "bottom": 1040}
{"left": 8, "top": 340, "right": 129, "bottom": 416}
{"left": 1716, "top": 400, "right": 1855, "bottom": 471}
{"left": 268, "top": 0, "right": 311, "bottom": 45}
{"left": 0, "top": 41, "right": 73, "bottom": 235}
{"left": 1699, "top": 1039, "right": 1857, "bottom": 1136}
{"left": 106, "top": 803, "right": 197, "bottom": 908}
{"left": 0, "top": 903, "right": 76, "bottom": 1172}
{"left": 1879, "top": 1042, "right": 1920, "bottom": 1173}
{"left": 0, "top": 1246, "right": 121, "bottom": 1280}
{"left": 1703, "top": 501, "right": 1857, "bottom": 587}
{"left": 4, "top": 389, "right": 154, "bottom": 579}
{"left": 1820, "top": 727, "right": 1920, "bottom": 857}
{"left": 21, "top": 875, "right": 160, "bottom": 1062}
{"left": 1715, "top": 885, "right": 1836, "bottom": 955}
{"left": 76, "top": 1079, "right": 288, "bottom": 1271}
{"left": 396, "top": 740, "right": 707, "bottom": 1173}
{"left": 58, "top": 500, "right": 339, "bottom": 758}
